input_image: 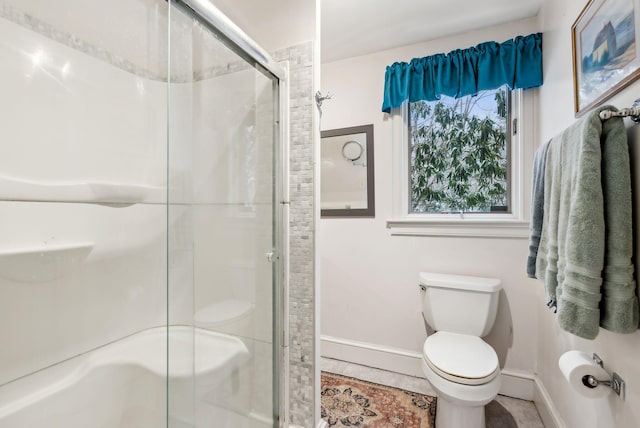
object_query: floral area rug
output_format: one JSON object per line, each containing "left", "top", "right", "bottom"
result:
{"left": 320, "top": 372, "right": 436, "bottom": 428}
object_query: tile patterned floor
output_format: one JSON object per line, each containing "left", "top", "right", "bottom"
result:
{"left": 321, "top": 357, "right": 545, "bottom": 428}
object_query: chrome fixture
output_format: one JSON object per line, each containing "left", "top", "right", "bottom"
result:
{"left": 582, "top": 353, "right": 626, "bottom": 399}
{"left": 598, "top": 98, "right": 640, "bottom": 123}
{"left": 315, "top": 90, "right": 333, "bottom": 111}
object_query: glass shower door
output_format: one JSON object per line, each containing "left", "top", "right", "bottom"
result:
{"left": 168, "top": 3, "right": 282, "bottom": 427}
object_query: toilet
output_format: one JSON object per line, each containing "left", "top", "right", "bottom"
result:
{"left": 419, "top": 272, "right": 502, "bottom": 428}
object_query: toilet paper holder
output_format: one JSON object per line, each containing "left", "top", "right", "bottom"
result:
{"left": 582, "top": 353, "right": 625, "bottom": 399}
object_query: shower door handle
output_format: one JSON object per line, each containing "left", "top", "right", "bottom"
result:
{"left": 266, "top": 251, "right": 278, "bottom": 263}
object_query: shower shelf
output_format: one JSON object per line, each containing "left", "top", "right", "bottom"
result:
{"left": 0, "top": 243, "right": 94, "bottom": 283}
{"left": 0, "top": 176, "right": 165, "bottom": 205}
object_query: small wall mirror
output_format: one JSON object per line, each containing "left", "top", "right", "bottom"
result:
{"left": 321, "top": 124, "right": 375, "bottom": 217}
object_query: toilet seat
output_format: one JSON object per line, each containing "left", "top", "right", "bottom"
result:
{"left": 423, "top": 331, "right": 499, "bottom": 386}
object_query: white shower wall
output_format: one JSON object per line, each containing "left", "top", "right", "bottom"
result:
{"left": 0, "top": 17, "right": 167, "bottom": 186}
{"left": 0, "top": 8, "right": 168, "bottom": 386}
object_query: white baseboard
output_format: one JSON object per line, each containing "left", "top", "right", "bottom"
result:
{"left": 321, "top": 335, "right": 424, "bottom": 377}
{"left": 533, "top": 376, "right": 565, "bottom": 428}
{"left": 321, "top": 335, "right": 535, "bottom": 400}
{"left": 499, "top": 369, "right": 535, "bottom": 400}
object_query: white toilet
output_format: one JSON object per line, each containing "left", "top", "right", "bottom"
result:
{"left": 419, "top": 272, "right": 502, "bottom": 428}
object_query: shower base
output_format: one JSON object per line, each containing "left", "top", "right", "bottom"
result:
{"left": 0, "top": 326, "right": 259, "bottom": 428}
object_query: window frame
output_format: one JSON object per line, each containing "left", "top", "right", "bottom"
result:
{"left": 387, "top": 89, "right": 534, "bottom": 238}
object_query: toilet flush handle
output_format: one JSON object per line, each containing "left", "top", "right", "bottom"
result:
{"left": 419, "top": 284, "right": 426, "bottom": 291}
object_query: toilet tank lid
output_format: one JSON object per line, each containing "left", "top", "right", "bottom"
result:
{"left": 419, "top": 272, "right": 502, "bottom": 292}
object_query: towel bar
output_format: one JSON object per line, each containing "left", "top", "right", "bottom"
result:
{"left": 598, "top": 98, "right": 640, "bottom": 123}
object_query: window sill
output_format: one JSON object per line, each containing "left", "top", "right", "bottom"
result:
{"left": 386, "top": 218, "right": 530, "bottom": 239}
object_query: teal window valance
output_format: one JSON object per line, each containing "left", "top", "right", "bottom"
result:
{"left": 381, "top": 33, "right": 543, "bottom": 113}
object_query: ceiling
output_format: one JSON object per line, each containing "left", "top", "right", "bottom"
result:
{"left": 7, "top": 0, "right": 544, "bottom": 72}
{"left": 321, "top": 0, "right": 544, "bottom": 63}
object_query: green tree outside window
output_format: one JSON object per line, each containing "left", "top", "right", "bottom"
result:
{"left": 409, "top": 86, "right": 509, "bottom": 213}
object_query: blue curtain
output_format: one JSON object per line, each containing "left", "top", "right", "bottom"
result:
{"left": 382, "top": 33, "right": 542, "bottom": 113}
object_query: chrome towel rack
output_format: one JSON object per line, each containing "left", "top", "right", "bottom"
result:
{"left": 599, "top": 98, "right": 640, "bottom": 123}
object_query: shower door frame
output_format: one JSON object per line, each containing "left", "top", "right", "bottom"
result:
{"left": 172, "top": 1, "right": 289, "bottom": 427}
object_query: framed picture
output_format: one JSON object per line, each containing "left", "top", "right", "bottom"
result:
{"left": 320, "top": 125, "right": 375, "bottom": 218}
{"left": 572, "top": 0, "right": 640, "bottom": 116}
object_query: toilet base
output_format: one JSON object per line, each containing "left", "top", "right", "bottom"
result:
{"left": 436, "top": 396, "right": 485, "bottom": 428}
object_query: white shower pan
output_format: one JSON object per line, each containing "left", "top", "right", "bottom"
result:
{"left": 0, "top": 326, "right": 251, "bottom": 428}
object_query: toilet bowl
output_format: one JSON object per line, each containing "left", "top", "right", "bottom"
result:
{"left": 418, "top": 272, "right": 502, "bottom": 428}
{"left": 422, "top": 332, "right": 501, "bottom": 428}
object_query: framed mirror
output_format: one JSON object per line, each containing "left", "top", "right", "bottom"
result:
{"left": 321, "top": 124, "right": 375, "bottom": 217}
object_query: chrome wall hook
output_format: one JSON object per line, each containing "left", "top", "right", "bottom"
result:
{"left": 315, "top": 90, "right": 333, "bottom": 110}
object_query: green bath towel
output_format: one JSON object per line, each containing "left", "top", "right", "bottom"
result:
{"left": 536, "top": 106, "right": 638, "bottom": 339}
{"left": 599, "top": 110, "right": 638, "bottom": 333}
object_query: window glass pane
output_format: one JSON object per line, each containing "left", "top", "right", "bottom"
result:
{"left": 409, "top": 86, "right": 510, "bottom": 214}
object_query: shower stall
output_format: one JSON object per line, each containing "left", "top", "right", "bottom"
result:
{"left": 0, "top": 0, "right": 288, "bottom": 427}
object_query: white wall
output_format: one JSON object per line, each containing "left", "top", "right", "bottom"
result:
{"left": 319, "top": 18, "right": 540, "bottom": 388}
{"left": 536, "top": 1, "right": 640, "bottom": 427}
{"left": 321, "top": 2, "right": 640, "bottom": 427}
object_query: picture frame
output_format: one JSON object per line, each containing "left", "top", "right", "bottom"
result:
{"left": 572, "top": 0, "right": 640, "bottom": 116}
{"left": 320, "top": 124, "right": 375, "bottom": 218}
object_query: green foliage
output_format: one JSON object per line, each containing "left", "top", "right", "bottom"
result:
{"left": 409, "top": 87, "right": 509, "bottom": 213}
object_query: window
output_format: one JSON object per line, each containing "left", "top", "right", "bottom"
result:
{"left": 388, "top": 88, "right": 532, "bottom": 238}
{"left": 408, "top": 86, "right": 510, "bottom": 214}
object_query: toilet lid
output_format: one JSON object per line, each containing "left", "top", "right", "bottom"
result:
{"left": 423, "top": 331, "right": 499, "bottom": 386}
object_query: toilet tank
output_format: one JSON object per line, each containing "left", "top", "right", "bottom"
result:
{"left": 419, "top": 272, "right": 502, "bottom": 337}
